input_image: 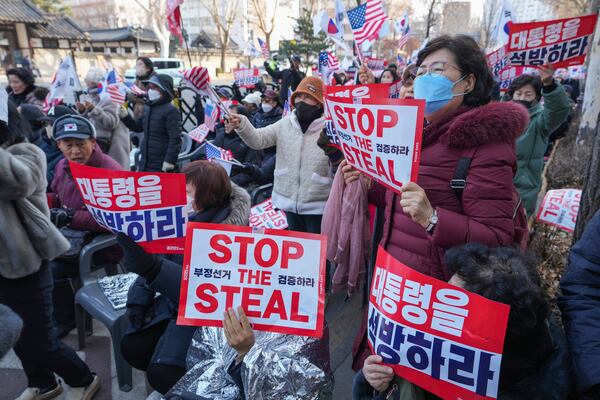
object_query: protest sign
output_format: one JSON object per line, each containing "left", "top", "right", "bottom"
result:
{"left": 325, "top": 95, "right": 424, "bottom": 194}
{"left": 249, "top": 198, "right": 288, "bottom": 230}
{"left": 233, "top": 68, "right": 261, "bottom": 88}
{"left": 568, "top": 65, "right": 586, "bottom": 79}
{"left": 498, "top": 66, "right": 524, "bottom": 92}
{"left": 177, "top": 223, "right": 326, "bottom": 337}
{"left": 486, "top": 45, "right": 509, "bottom": 78}
{"left": 323, "top": 84, "right": 391, "bottom": 149}
{"left": 388, "top": 81, "right": 403, "bottom": 98}
{"left": 366, "top": 56, "right": 387, "bottom": 72}
{"left": 70, "top": 162, "right": 187, "bottom": 253}
{"left": 507, "top": 14, "right": 598, "bottom": 68}
{"left": 536, "top": 188, "right": 581, "bottom": 232}
{"left": 368, "top": 247, "right": 510, "bottom": 400}
{"left": 186, "top": 124, "right": 210, "bottom": 144}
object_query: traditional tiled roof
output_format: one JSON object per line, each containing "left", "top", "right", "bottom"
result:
{"left": 30, "top": 15, "right": 87, "bottom": 40}
{"left": 0, "top": 0, "right": 46, "bottom": 24}
{"left": 87, "top": 27, "right": 158, "bottom": 43}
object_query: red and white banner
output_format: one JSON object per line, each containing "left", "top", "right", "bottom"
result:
{"left": 233, "top": 68, "right": 261, "bottom": 88}
{"left": 249, "top": 199, "right": 288, "bottom": 230}
{"left": 366, "top": 56, "right": 387, "bottom": 72}
{"left": 498, "top": 66, "right": 524, "bottom": 92}
{"left": 70, "top": 162, "right": 187, "bottom": 253}
{"left": 177, "top": 223, "right": 327, "bottom": 337}
{"left": 507, "top": 14, "right": 598, "bottom": 68}
{"left": 486, "top": 45, "right": 509, "bottom": 78}
{"left": 323, "top": 84, "right": 391, "bottom": 149}
{"left": 325, "top": 95, "right": 424, "bottom": 194}
{"left": 368, "top": 247, "right": 510, "bottom": 400}
{"left": 536, "top": 188, "right": 581, "bottom": 232}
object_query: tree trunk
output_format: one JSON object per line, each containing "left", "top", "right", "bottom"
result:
{"left": 266, "top": 31, "right": 271, "bottom": 52}
{"left": 574, "top": 8, "right": 600, "bottom": 241}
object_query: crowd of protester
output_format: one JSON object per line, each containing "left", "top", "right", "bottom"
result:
{"left": 0, "top": 35, "right": 597, "bottom": 400}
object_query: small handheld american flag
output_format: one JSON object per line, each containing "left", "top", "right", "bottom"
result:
{"left": 282, "top": 87, "right": 292, "bottom": 117}
{"left": 206, "top": 142, "right": 234, "bottom": 161}
{"left": 257, "top": 38, "right": 270, "bottom": 60}
{"left": 182, "top": 66, "right": 210, "bottom": 92}
{"left": 347, "top": 0, "right": 387, "bottom": 45}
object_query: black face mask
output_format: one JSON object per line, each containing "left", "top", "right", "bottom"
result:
{"left": 514, "top": 99, "right": 534, "bottom": 109}
{"left": 295, "top": 101, "right": 323, "bottom": 133}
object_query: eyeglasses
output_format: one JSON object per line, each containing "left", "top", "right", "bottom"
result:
{"left": 416, "top": 61, "right": 461, "bottom": 78}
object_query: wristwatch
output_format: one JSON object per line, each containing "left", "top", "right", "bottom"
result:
{"left": 426, "top": 208, "right": 438, "bottom": 233}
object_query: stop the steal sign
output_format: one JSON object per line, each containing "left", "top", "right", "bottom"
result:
{"left": 177, "top": 223, "right": 327, "bottom": 337}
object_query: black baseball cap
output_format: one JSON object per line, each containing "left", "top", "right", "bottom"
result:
{"left": 52, "top": 115, "right": 96, "bottom": 140}
{"left": 40, "top": 105, "right": 76, "bottom": 123}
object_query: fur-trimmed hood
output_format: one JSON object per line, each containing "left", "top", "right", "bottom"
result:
{"left": 424, "top": 101, "right": 530, "bottom": 149}
{"left": 222, "top": 183, "right": 251, "bottom": 226}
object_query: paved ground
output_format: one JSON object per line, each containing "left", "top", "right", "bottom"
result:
{"left": 1, "top": 280, "right": 366, "bottom": 399}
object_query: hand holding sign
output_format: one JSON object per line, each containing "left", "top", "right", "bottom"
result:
{"left": 223, "top": 307, "right": 255, "bottom": 359}
{"left": 225, "top": 112, "right": 242, "bottom": 131}
{"left": 363, "top": 355, "right": 395, "bottom": 393}
{"left": 538, "top": 63, "right": 555, "bottom": 86}
{"left": 399, "top": 182, "right": 434, "bottom": 230}
{"left": 358, "top": 65, "right": 376, "bottom": 85}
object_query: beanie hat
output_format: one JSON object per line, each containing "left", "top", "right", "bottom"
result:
{"left": 290, "top": 76, "right": 324, "bottom": 107}
{"left": 52, "top": 114, "right": 96, "bottom": 140}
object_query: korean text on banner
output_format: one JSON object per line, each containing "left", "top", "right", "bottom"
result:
{"left": 233, "top": 68, "right": 261, "bottom": 88}
{"left": 323, "top": 84, "right": 391, "bottom": 150}
{"left": 177, "top": 223, "right": 327, "bottom": 337}
{"left": 368, "top": 247, "right": 510, "bottom": 400}
{"left": 486, "top": 45, "right": 509, "bottom": 78}
{"left": 536, "top": 188, "right": 581, "bottom": 232}
{"left": 498, "top": 66, "right": 525, "bottom": 92}
{"left": 325, "top": 95, "right": 425, "bottom": 194}
{"left": 70, "top": 162, "right": 187, "bottom": 254}
{"left": 507, "top": 14, "right": 598, "bottom": 68}
{"left": 249, "top": 199, "right": 288, "bottom": 230}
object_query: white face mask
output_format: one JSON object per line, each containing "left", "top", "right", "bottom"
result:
{"left": 184, "top": 195, "right": 196, "bottom": 215}
{"left": 261, "top": 103, "right": 273, "bottom": 113}
{"left": 147, "top": 89, "right": 161, "bottom": 101}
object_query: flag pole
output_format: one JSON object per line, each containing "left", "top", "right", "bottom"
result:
{"left": 180, "top": 17, "right": 193, "bottom": 67}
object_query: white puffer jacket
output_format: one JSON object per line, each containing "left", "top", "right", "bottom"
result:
{"left": 235, "top": 110, "right": 332, "bottom": 214}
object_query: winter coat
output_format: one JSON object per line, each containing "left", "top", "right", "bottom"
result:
{"left": 82, "top": 95, "right": 131, "bottom": 169}
{"left": 48, "top": 144, "right": 122, "bottom": 232}
{"left": 37, "top": 137, "right": 64, "bottom": 187}
{"left": 7, "top": 86, "right": 43, "bottom": 108}
{"left": 264, "top": 65, "right": 304, "bottom": 105}
{"left": 353, "top": 372, "right": 426, "bottom": 400}
{"left": 121, "top": 97, "right": 182, "bottom": 172}
{"left": 368, "top": 102, "right": 529, "bottom": 281}
{"left": 212, "top": 129, "right": 261, "bottom": 187}
{"left": 125, "top": 185, "right": 250, "bottom": 368}
{"left": 558, "top": 210, "right": 600, "bottom": 398}
{"left": 0, "top": 143, "right": 69, "bottom": 279}
{"left": 235, "top": 110, "right": 331, "bottom": 215}
{"left": 250, "top": 150, "right": 276, "bottom": 185}
{"left": 251, "top": 106, "right": 283, "bottom": 129}
{"left": 513, "top": 83, "right": 571, "bottom": 216}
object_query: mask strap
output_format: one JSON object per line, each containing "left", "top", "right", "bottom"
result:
{"left": 451, "top": 74, "right": 471, "bottom": 98}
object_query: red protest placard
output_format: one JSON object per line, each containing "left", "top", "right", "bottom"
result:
{"left": 323, "top": 84, "right": 391, "bottom": 149}
{"left": 368, "top": 247, "right": 510, "bottom": 400}
{"left": 507, "top": 14, "right": 598, "bottom": 68}
{"left": 325, "top": 95, "right": 425, "bottom": 194}
{"left": 486, "top": 45, "right": 509, "bottom": 78}
{"left": 177, "top": 223, "right": 327, "bottom": 337}
{"left": 536, "top": 188, "right": 581, "bottom": 232}
{"left": 366, "top": 56, "right": 387, "bottom": 71}
{"left": 233, "top": 67, "right": 260, "bottom": 88}
{"left": 69, "top": 162, "right": 187, "bottom": 253}
{"left": 249, "top": 198, "right": 288, "bottom": 230}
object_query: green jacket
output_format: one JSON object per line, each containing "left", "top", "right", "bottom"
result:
{"left": 514, "top": 83, "right": 571, "bottom": 216}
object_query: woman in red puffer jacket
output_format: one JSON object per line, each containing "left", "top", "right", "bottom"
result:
{"left": 344, "top": 35, "right": 530, "bottom": 371}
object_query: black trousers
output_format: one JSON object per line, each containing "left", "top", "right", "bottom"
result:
{"left": 285, "top": 212, "right": 323, "bottom": 234}
{"left": 121, "top": 321, "right": 187, "bottom": 394}
{"left": 49, "top": 258, "right": 79, "bottom": 327}
{"left": 0, "top": 262, "right": 93, "bottom": 388}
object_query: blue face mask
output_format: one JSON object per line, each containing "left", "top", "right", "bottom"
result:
{"left": 414, "top": 74, "right": 467, "bottom": 115}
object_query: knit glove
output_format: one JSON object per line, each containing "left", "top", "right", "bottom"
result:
{"left": 116, "top": 233, "right": 162, "bottom": 281}
{"left": 162, "top": 161, "right": 175, "bottom": 172}
{"left": 50, "top": 208, "right": 75, "bottom": 228}
{"left": 127, "top": 304, "right": 151, "bottom": 331}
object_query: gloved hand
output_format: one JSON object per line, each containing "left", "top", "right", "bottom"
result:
{"left": 127, "top": 304, "right": 147, "bottom": 331}
{"left": 116, "top": 233, "right": 162, "bottom": 281}
{"left": 50, "top": 208, "right": 74, "bottom": 228}
{"left": 232, "top": 163, "right": 256, "bottom": 175}
{"left": 162, "top": 161, "right": 175, "bottom": 172}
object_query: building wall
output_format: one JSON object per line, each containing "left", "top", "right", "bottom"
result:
{"left": 441, "top": 2, "right": 471, "bottom": 35}
{"left": 512, "top": 0, "right": 554, "bottom": 22}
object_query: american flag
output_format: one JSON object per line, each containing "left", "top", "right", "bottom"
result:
{"left": 346, "top": 0, "right": 387, "bottom": 45}
{"left": 106, "top": 84, "right": 126, "bottom": 105}
{"left": 318, "top": 52, "right": 329, "bottom": 75}
{"left": 182, "top": 66, "right": 210, "bottom": 92}
{"left": 282, "top": 87, "right": 292, "bottom": 117}
{"left": 206, "top": 142, "right": 233, "bottom": 161}
{"left": 257, "top": 38, "right": 270, "bottom": 59}
{"left": 203, "top": 100, "right": 219, "bottom": 131}
{"left": 125, "top": 82, "right": 146, "bottom": 96}
{"left": 328, "top": 52, "right": 340, "bottom": 70}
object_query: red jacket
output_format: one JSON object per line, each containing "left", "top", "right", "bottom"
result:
{"left": 49, "top": 144, "right": 122, "bottom": 232}
{"left": 369, "top": 101, "right": 530, "bottom": 280}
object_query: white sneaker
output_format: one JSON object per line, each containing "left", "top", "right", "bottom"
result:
{"left": 15, "top": 383, "right": 63, "bottom": 400}
{"left": 63, "top": 374, "right": 100, "bottom": 400}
